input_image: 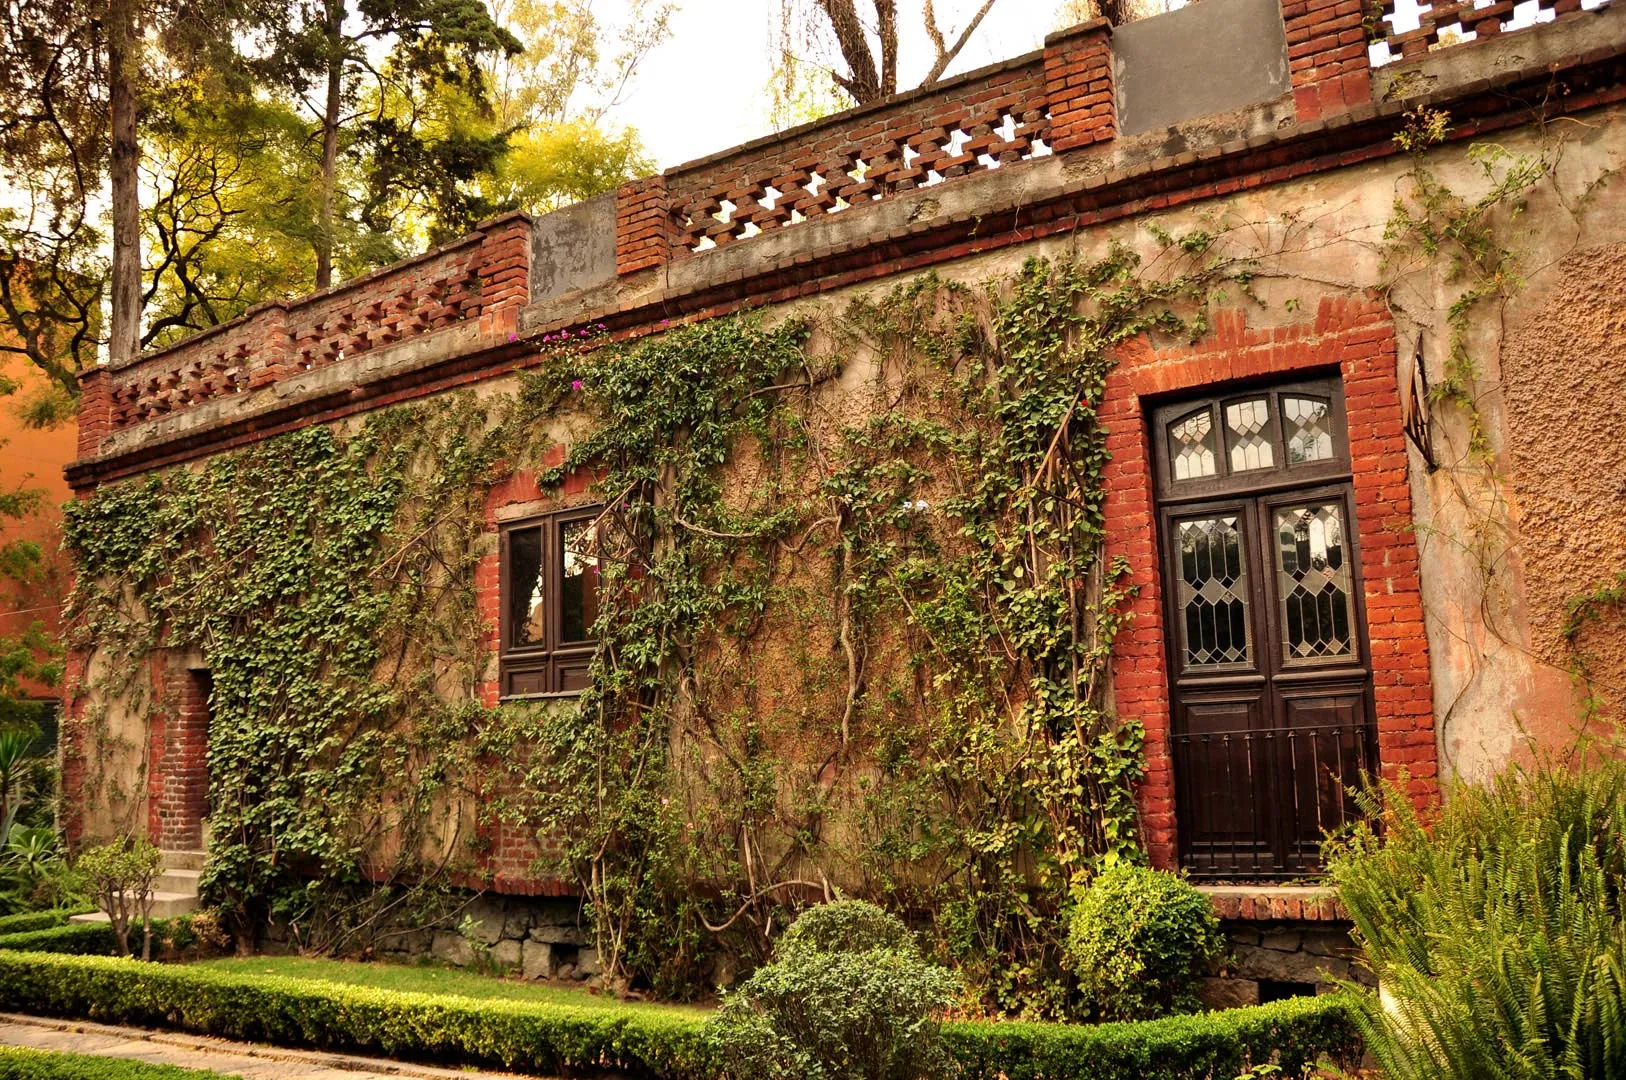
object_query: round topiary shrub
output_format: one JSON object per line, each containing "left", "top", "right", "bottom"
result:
{"left": 709, "top": 899, "right": 962, "bottom": 1080}
{"left": 1065, "top": 865, "right": 1225, "bottom": 1020}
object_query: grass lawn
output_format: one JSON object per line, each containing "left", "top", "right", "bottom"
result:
{"left": 0, "top": 1046, "right": 233, "bottom": 1079}
{"left": 191, "top": 954, "right": 710, "bottom": 1016}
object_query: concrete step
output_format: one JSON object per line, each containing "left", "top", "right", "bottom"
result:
{"left": 67, "top": 890, "right": 199, "bottom": 923}
{"left": 160, "top": 849, "right": 206, "bottom": 872}
{"left": 157, "top": 868, "right": 201, "bottom": 894}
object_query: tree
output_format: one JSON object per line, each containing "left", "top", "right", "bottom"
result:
{"left": 253, "top": 0, "right": 523, "bottom": 288}
{"left": 773, "top": 0, "right": 1001, "bottom": 109}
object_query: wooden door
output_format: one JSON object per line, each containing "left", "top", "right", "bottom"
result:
{"left": 1152, "top": 379, "right": 1376, "bottom": 879}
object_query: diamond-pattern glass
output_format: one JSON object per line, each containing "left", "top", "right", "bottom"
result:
{"left": 1177, "top": 516, "right": 1251, "bottom": 666}
{"left": 1226, "top": 399, "right": 1275, "bottom": 472}
{"left": 1284, "top": 396, "right": 1335, "bottom": 464}
{"left": 1275, "top": 504, "right": 1356, "bottom": 663}
{"left": 1169, "top": 408, "right": 1217, "bottom": 480}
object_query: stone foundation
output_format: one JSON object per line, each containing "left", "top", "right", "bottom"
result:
{"left": 377, "top": 893, "right": 601, "bottom": 982}
{"left": 1199, "top": 919, "right": 1373, "bottom": 1009}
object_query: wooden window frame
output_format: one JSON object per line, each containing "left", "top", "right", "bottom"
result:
{"left": 498, "top": 506, "right": 602, "bottom": 699}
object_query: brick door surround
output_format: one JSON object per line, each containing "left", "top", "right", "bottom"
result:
{"left": 148, "top": 660, "right": 211, "bottom": 851}
{"left": 1100, "top": 299, "right": 1438, "bottom": 871}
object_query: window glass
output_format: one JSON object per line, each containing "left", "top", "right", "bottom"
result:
{"left": 1275, "top": 503, "right": 1355, "bottom": 663}
{"left": 1176, "top": 514, "right": 1251, "bottom": 667}
{"left": 508, "top": 526, "right": 546, "bottom": 647}
{"left": 1283, "top": 396, "right": 1335, "bottom": 464}
{"left": 1169, "top": 408, "right": 1218, "bottom": 480}
{"left": 1225, "top": 398, "right": 1275, "bottom": 472}
{"left": 560, "top": 518, "right": 600, "bottom": 642}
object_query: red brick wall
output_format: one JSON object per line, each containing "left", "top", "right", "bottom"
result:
{"left": 616, "top": 176, "right": 670, "bottom": 276}
{"left": 663, "top": 55, "right": 1056, "bottom": 258}
{"left": 1043, "top": 19, "right": 1116, "bottom": 152}
{"left": 468, "top": 445, "right": 596, "bottom": 893}
{"left": 146, "top": 661, "right": 210, "bottom": 850}
{"left": 1100, "top": 298, "right": 1437, "bottom": 869}
{"left": 1284, "top": 0, "right": 1372, "bottom": 121}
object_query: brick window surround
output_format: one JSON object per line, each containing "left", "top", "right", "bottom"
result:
{"left": 1101, "top": 297, "right": 1438, "bottom": 871}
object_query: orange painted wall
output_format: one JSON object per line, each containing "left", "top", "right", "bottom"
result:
{"left": 0, "top": 351, "right": 76, "bottom": 699}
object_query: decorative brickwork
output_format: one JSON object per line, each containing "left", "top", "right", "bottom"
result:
{"left": 1202, "top": 885, "right": 1347, "bottom": 921}
{"left": 666, "top": 56, "right": 1055, "bottom": 255}
{"left": 1100, "top": 299, "right": 1437, "bottom": 870}
{"left": 147, "top": 660, "right": 210, "bottom": 850}
{"left": 1283, "top": 0, "right": 1372, "bottom": 120}
{"left": 91, "top": 213, "right": 532, "bottom": 447}
{"left": 616, "top": 175, "right": 670, "bottom": 275}
{"left": 1043, "top": 19, "right": 1116, "bottom": 151}
{"left": 1372, "top": 0, "right": 1604, "bottom": 63}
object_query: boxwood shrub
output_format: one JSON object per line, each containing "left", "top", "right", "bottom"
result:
{"left": 0, "top": 951, "right": 1359, "bottom": 1080}
{"left": 0, "top": 907, "right": 94, "bottom": 936}
{"left": 0, "top": 922, "right": 121, "bottom": 955}
{"left": 0, "top": 1047, "right": 232, "bottom": 1079}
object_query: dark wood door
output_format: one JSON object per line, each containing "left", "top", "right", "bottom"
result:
{"left": 1152, "top": 380, "right": 1376, "bottom": 879}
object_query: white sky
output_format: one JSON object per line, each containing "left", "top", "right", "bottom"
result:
{"left": 603, "top": 1, "right": 1072, "bottom": 170}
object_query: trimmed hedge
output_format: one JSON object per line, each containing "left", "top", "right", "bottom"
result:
{"left": 0, "top": 950, "right": 1360, "bottom": 1080}
{"left": 944, "top": 993, "right": 1362, "bottom": 1080}
{"left": 0, "top": 921, "right": 120, "bottom": 955}
{"left": 0, "top": 1047, "right": 232, "bottom": 1079}
{"left": 0, "top": 907, "right": 93, "bottom": 936}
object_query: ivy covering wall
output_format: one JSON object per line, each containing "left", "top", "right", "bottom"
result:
{"left": 64, "top": 245, "right": 1243, "bottom": 1015}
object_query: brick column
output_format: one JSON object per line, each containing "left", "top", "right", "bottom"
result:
{"left": 1283, "top": 0, "right": 1372, "bottom": 121}
{"left": 476, "top": 212, "right": 533, "bottom": 314}
{"left": 75, "top": 366, "right": 113, "bottom": 461}
{"left": 1044, "top": 19, "right": 1116, "bottom": 152}
{"left": 149, "top": 662, "right": 211, "bottom": 850}
{"left": 615, "top": 175, "right": 670, "bottom": 276}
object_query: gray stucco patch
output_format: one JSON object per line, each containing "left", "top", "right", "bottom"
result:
{"left": 530, "top": 192, "right": 616, "bottom": 303}
{"left": 1113, "top": 0, "right": 1290, "bottom": 137}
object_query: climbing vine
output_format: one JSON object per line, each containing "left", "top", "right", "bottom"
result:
{"left": 61, "top": 395, "right": 545, "bottom": 952}
{"left": 482, "top": 246, "right": 1241, "bottom": 1016}
{"left": 68, "top": 239, "right": 1241, "bottom": 1015}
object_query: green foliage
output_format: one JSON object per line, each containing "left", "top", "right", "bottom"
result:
{"left": 1385, "top": 111, "right": 1551, "bottom": 460}
{"left": 62, "top": 398, "right": 530, "bottom": 950}
{"left": 490, "top": 247, "right": 1236, "bottom": 1015}
{"left": 0, "top": 905, "right": 92, "bottom": 935}
{"left": 0, "top": 914, "right": 208, "bottom": 957}
{"left": 774, "top": 897, "right": 913, "bottom": 955}
{"left": 0, "top": 948, "right": 1359, "bottom": 1080}
{"left": 1064, "top": 865, "right": 1224, "bottom": 1021}
{"left": 1325, "top": 759, "right": 1626, "bottom": 1080}
{"left": 0, "top": 1047, "right": 234, "bottom": 1080}
{"left": 942, "top": 994, "right": 1361, "bottom": 1080}
{"left": 77, "top": 837, "right": 161, "bottom": 959}
{"left": 710, "top": 900, "right": 962, "bottom": 1080}
{"left": 0, "top": 826, "right": 85, "bottom": 914}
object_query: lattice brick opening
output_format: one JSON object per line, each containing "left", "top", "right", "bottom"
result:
{"left": 676, "top": 105, "right": 1052, "bottom": 255}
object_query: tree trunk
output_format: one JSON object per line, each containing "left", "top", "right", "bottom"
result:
{"left": 106, "top": 0, "right": 142, "bottom": 366}
{"left": 315, "top": 0, "right": 345, "bottom": 290}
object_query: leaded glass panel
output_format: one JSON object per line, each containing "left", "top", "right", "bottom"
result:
{"left": 1284, "top": 396, "right": 1335, "bottom": 464}
{"left": 1275, "top": 504, "right": 1356, "bottom": 663}
{"left": 1226, "top": 399, "right": 1275, "bottom": 472}
{"left": 1177, "top": 515, "right": 1251, "bottom": 666}
{"left": 1169, "top": 408, "right": 1218, "bottom": 480}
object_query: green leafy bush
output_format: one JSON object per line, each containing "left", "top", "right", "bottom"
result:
{"left": 709, "top": 901, "right": 962, "bottom": 1080}
{"left": 77, "top": 838, "right": 162, "bottom": 959}
{"left": 0, "top": 948, "right": 1357, "bottom": 1080}
{"left": 0, "top": 921, "right": 120, "bottom": 955}
{"left": 0, "top": 1046, "right": 232, "bottom": 1079}
{"left": 1326, "top": 760, "right": 1626, "bottom": 1080}
{"left": 1064, "top": 865, "right": 1225, "bottom": 1020}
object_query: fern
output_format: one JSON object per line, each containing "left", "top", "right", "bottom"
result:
{"left": 1325, "top": 760, "right": 1626, "bottom": 1080}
